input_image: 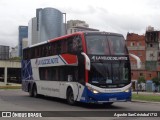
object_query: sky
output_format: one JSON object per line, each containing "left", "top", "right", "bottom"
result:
{"left": 0, "top": 0, "right": 160, "bottom": 47}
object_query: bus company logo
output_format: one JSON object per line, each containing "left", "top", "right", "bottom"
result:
{"left": 37, "top": 57, "right": 59, "bottom": 65}
{"left": 91, "top": 56, "right": 128, "bottom": 61}
{"left": 91, "top": 56, "right": 96, "bottom": 61}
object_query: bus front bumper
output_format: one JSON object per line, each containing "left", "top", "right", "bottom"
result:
{"left": 80, "top": 87, "right": 131, "bottom": 103}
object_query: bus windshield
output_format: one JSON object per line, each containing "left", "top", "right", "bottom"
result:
{"left": 89, "top": 61, "right": 130, "bottom": 88}
{"left": 86, "top": 35, "right": 127, "bottom": 55}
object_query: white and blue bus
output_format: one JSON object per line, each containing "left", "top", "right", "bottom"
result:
{"left": 22, "top": 31, "right": 134, "bottom": 105}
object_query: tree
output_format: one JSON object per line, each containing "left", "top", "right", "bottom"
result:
{"left": 138, "top": 76, "right": 146, "bottom": 84}
{"left": 138, "top": 76, "right": 146, "bottom": 91}
{"left": 152, "top": 77, "right": 160, "bottom": 92}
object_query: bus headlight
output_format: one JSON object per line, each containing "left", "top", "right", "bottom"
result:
{"left": 124, "top": 88, "right": 130, "bottom": 92}
{"left": 87, "top": 86, "right": 99, "bottom": 94}
{"left": 124, "top": 89, "right": 129, "bottom": 92}
{"left": 93, "top": 89, "right": 99, "bottom": 94}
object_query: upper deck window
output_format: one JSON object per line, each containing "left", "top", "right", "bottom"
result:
{"left": 86, "top": 34, "right": 127, "bottom": 55}
{"left": 107, "top": 36, "right": 127, "bottom": 55}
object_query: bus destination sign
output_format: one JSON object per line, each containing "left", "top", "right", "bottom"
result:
{"left": 90, "top": 55, "right": 128, "bottom": 62}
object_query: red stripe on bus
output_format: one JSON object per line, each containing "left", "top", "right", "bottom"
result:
{"left": 85, "top": 70, "right": 88, "bottom": 83}
{"left": 81, "top": 34, "right": 87, "bottom": 53}
{"left": 61, "top": 54, "right": 78, "bottom": 64}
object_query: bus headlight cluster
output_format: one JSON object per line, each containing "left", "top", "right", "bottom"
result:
{"left": 87, "top": 86, "right": 100, "bottom": 94}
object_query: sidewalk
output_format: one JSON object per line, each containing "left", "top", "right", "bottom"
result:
{"left": 132, "top": 91, "right": 160, "bottom": 104}
{"left": 132, "top": 91, "right": 160, "bottom": 96}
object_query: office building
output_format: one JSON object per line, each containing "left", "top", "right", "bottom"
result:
{"left": 36, "top": 8, "right": 64, "bottom": 43}
{"left": 0, "top": 45, "right": 9, "bottom": 60}
{"left": 28, "top": 17, "right": 38, "bottom": 46}
{"left": 67, "top": 20, "right": 99, "bottom": 34}
{"left": 18, "top": 26, "right": 28, "bottom": 57}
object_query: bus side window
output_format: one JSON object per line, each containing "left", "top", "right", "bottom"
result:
{"left": 67, "top": 38, "right": 73, "bottom": 53}
{"left": 73, "top": 35, "right": 82, "bottom": 53}
{"left": 44, "top": 45, "right": 46, "bottom": 57}
{"left": 51, "top": 43, "right": 55, "bottom": 55}
{"left": 48, "top": 45, "right": 51, "bottom": 56}
{"left": 59, "top": 67, "right": 65, "bottom": 81}
{"left": 39, "top": 46, "right": 41, "bottom": 57}
{"left": 37, "top": 47, "right": 40, "bottom": 57}
{"left": 45, "top": 45, "right": 48, "bottom": 57}
{"left": 57, "top": 41, "right": 61, "bottom": 54}
{"left": 61, "top": 40, "right": 68, "bottom": 54}
{"left": 35, "top": 47, "right": 37, "bottom": 58}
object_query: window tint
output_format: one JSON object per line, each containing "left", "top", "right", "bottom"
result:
{"left": 39, "top": 66, "right": 80, "bottom": 82}
{"left": 23, "top": 35, "right": 83, "bottom": 60}
{"left": 86, "top": 35, "right": 107, "bottom": 55}
{"left": 39, "top": 67, "right": 58, "bottom": 81}
{"left": 107, "top": 36, "right": 127, "bottom": 55}
{"left": 85, "top": 35, "right": 127, "bottom": 55}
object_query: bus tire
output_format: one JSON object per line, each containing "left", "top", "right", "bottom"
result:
{"left": 33, "top": 84, "right": 38, "bottom": 98}
{"left": 28, "top": 84, "right": 33, "bottom": 97}
{"left": 66, "top": 88, "right": 75, "bottom": 105}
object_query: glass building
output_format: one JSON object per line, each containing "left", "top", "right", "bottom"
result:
{"left": 36, "top": 8, "right": 64, "bottom": 43}
{"left": 18, "top": 26, "right": 28, "bottom": 57}
{"left": 0, "top": 45, "right": 9, "bottom": 60}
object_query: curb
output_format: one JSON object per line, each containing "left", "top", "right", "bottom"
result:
{"left": 132, "top": 100, "right": 160, "bottom": 104}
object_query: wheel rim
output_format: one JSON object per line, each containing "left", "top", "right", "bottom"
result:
{"left": 29, "top": 86, "right": 33, "bottom": 96}
{"left": 67, "top": 89, "right": 74, "bottom": 104}
{"left": 69, "top": 92, "right": 74, "bottom": 103}
{"left": 33, "top": 87, "right": 37, "bottom": 97}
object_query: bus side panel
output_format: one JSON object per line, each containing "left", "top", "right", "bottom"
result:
{"left": 21, "top": 60, "right": 33, "bottom": 92}
{"left": 36, "top": 81, "right": 60, "bottom": 97}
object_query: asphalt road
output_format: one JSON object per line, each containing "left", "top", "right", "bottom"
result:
{"left": 0, "top": 89, "right": 160, "bottom": 120}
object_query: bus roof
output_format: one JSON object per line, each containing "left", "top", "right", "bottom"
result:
{"left": 26, "top": 31, "right": 123, "bottom": 49}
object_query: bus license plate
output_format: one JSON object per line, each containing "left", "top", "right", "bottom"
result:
{"left": 109, "top": 98, "right": 117, "bottom": 102}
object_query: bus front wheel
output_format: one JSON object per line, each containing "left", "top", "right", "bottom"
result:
{"left": 67, "top": 88, "right": 75, "bottom": 105}
{"left": 33, "top": 84, "right": 39, "bottom": 98}
{"left": 29, "top": 84, "right": 33, "bottom": 97}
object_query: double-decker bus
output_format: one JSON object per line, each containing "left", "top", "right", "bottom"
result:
{"left": 22, "top": 31, "right": 134, "bottom": 105}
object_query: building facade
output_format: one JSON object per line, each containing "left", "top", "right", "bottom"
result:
{"left": 67, "top": 20, "right": 99, "bottom": 34}
{"left": 126, "top": 33, "right": 146, "bottom": 70}
{"left": 126, "top": 32, "right": 160, "bottom": 91}
{"left": 145, "top": 30, "right": 160, "bottom": 76}
{"left": 36, "top": 8, "right": 64, "bottom": 43}
{"left": 10, "top": 46, "right": 18, "bottom": 58}
{"left": 0, "top": 45, "right": 9, "bottom": 60}
{"left": 67, "top": 20, "right": 89, "bottom": 29}
{"left": 18, "top": 26, "right": 28, "bottom": 57}
{"left": 28, "top": 17, "right": 38, "bottom": 46}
